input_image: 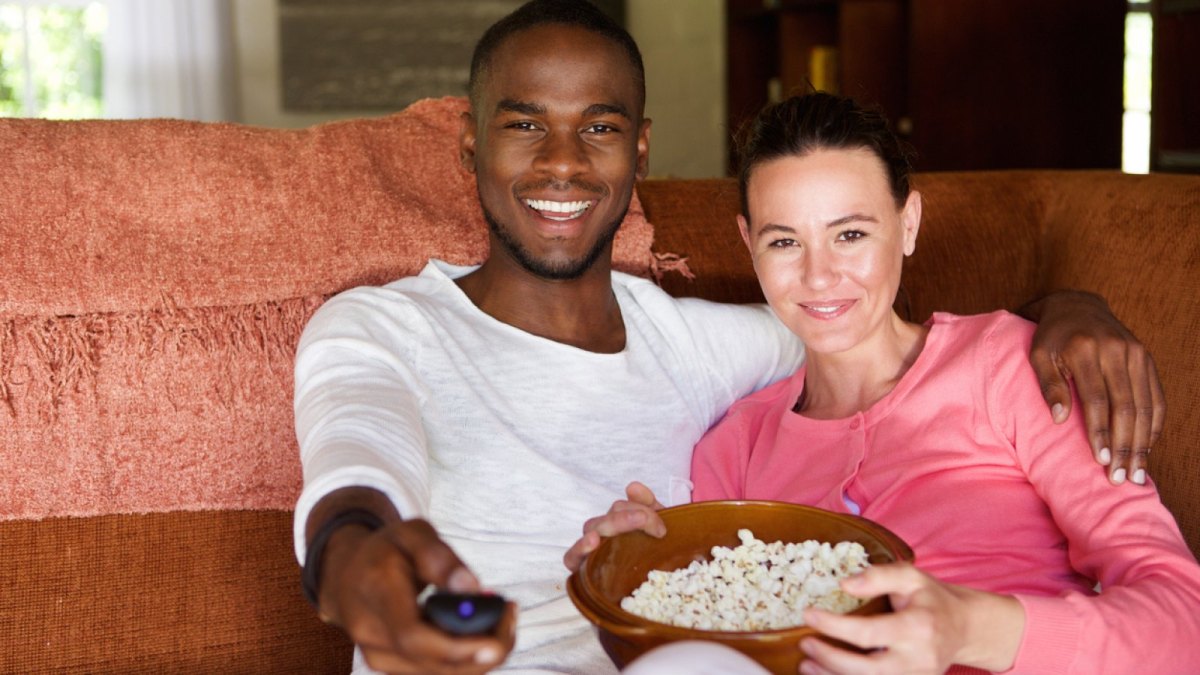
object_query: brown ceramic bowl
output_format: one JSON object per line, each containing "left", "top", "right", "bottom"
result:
{"left": 567, "top": 500, "right": 913, "bottom": 673}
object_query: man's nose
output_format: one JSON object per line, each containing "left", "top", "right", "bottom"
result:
{"left": 534, "top": 131, "right": 588, "bottom": 179}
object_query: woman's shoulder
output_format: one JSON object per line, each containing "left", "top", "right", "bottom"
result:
{"left": 930, "top": 310, "right": 1036, "bottom": 355}
{"left": 931, "top": 309, "right": 1033, "bottom": 334}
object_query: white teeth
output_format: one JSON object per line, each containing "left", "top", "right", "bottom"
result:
{"left": 807, "top": 305, "right": 840, "bottom": 313}
{"left": 524, "top": 199, "right": 591, "bottom": 215}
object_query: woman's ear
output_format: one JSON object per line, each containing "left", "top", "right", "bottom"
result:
{"left": 737, "top": 214, "right": 753, "bottom": 252}
{"left": 901, "top": 190, "right": 922, "bottom": 256}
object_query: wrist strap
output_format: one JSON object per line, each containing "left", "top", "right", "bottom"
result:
{"left": 301, "top": 508, "right": 385, "bottom": 609}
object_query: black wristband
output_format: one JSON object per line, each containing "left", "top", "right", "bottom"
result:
{"left": 301, "top": 508, "right": 385, "bottom": 609}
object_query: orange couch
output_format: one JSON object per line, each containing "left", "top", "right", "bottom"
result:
{"left": 2, "top": 104, "right": 1197, "bottom": 672}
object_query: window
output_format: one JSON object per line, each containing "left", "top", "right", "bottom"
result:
{"left": 0, "top": 0, "right": 105, "bottom": 118}
{"left": 1123, "top": 1, "right": 1153, "bottom": 174}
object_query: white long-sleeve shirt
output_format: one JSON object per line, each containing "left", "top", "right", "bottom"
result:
{"left": 293, "top": 260, "right": 803, "bottom": 674}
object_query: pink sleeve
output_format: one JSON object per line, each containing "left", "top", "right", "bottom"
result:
{"left": 985, "top": 316, "right": 1200, "bottom": 673}
{"left": 691, "top": 410, "right": 749, "bottom": 502}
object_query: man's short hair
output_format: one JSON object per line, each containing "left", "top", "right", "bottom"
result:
{"left": 468, "top": 0, "right": 646, "bottom": 112}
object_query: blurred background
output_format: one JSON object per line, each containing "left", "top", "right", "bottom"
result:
{"left": 1, "top": 0, "right": 1195, "bottom": 178}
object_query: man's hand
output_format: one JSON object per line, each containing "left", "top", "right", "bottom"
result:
{"left": 308, "top": 490, "right": 516, "bottom": 674}
{"left": 1023, "top": 290, "right": 1165, "bottom": 485}
{"left": 563, "top": 481, "right": 666, "bottom": 572}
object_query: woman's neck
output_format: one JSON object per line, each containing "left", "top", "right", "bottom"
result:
{"left": 796, "top": 314, "right": 929, "bottom": 420}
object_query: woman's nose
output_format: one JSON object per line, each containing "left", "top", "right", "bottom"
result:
{"left": 801, "top": 248, "right": 837, "bottom": 290}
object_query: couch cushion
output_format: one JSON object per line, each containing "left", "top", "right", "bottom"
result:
{"left": 0, "top": 510, "right": 352, "bottom": 673}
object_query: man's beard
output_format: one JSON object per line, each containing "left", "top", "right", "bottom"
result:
{"left": 482, "top": 205, "right": 626, "bottom": 281}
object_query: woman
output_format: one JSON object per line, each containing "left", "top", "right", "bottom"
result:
{"left": 571, "top": 93, "right": 1200, "bottom": 673}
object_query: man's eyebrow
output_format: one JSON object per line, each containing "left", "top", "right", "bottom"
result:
{"left": 493, "top": 100, "right": 631, "bottom": 120}
{"left": 583, "top": 103, "right": 631, "bottom": 120}
{"left": 496, "top": 99, "right": 545, "bottom": 115}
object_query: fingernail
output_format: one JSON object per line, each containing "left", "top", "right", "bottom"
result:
{"left": 1132, "top": 469, "right": 1146, "bottom": 485}
{"left": 1111, "top": 468, "right": 1127, "bottom": 484}
{"left": 475, "top": 646, "right": 499, "bottom": 664}
{"left": 447, "top": 567, "right": 476, "bottom": 592}
{"left": 1098, "top": 447, "right": 1112, "bottom": 466}
{"left": 1052, "top": 403, "right": 1065, "bottom": 421}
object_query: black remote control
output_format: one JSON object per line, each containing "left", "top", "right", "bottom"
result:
{"left": 421, "top": 591, "right": 507, "bottom": 636}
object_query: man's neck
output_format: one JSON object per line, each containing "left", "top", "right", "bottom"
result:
{"left": 454, "top": 258, "right": 626, "bottom": 354}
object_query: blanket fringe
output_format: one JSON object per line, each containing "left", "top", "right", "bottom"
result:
{"left": 0, "top": 295, "right": 327, "bottom": 422}
{"left": 649, "top": 251, "right": 696, "bottom": 284}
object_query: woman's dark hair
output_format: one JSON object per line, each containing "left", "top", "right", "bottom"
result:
{"left": 469, "top": 0, "right": 645, "bottom": 112}
{"left": 737, "top": 92, "right": 915, "bottom": 217}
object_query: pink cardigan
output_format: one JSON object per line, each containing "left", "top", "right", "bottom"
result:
{"left": 692, "top": 311, "right": 1200, "bottom": 673}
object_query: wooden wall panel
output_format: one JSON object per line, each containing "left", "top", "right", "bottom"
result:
{"left": 906, "top": 0, "right": 1125, "bottom": 171}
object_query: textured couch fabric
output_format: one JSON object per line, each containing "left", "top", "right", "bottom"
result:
{"left": 1, "top": 100, "right": 1197, "bottom": 672}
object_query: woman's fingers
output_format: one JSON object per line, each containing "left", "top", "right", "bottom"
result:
{"left": 562, "top": 530, "right": 600, "bottom": 572}
{"left": 625, "top": 481, "right": 665, "bottom": 508}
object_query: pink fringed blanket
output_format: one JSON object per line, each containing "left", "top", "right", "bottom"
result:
{"left": 0, "top": 97, "right": 656, "bottom": 520}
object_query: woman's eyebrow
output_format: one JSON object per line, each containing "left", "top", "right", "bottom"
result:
{"left": 756, "top": 213, "right": 877, "bottom": 238}
{"left": 826, "top": 213, "right": 878, "bottom": 228}
{"left": 755, "top": 223, "right": 795, "bottom": 238}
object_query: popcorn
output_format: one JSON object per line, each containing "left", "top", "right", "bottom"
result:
{"left": 619, "top": 529, "right": 870, "bottom": 631}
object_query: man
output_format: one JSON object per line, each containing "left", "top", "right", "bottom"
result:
{"left": 293, "top": 2, "right": 1164, "bottom": 673}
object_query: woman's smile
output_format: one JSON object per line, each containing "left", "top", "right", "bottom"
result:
{"left": 797, "top": 299, "right": 856, "bottom": 320}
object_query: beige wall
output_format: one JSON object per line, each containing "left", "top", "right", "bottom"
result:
{"left": 233, "top": 0, "right": 384, "bottom": 129}
{"left": 628, "top": 0, "right": 726, "bottom": 178}
{"left": 232, "top": 0, "right": 726, "bottom": 177}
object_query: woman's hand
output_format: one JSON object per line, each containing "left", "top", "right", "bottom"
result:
{"left": 563, "top": 481, "right": 666, "bottom": 572}
{"left": 1023, "top": 290, "right": 1165, "bottom": 485}
{"left": 798, "top": 562, "right": 1024, "bottom": 675}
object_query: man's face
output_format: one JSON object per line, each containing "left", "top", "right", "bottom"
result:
{"left": 461, "top": 24, "right": 650, "bottom": 280}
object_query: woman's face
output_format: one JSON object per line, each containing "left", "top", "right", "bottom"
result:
{"left": 739, "top": 147, "right": 921, "bottom": 356}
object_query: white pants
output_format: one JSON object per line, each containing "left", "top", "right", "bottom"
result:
{"left": 622, "top": 641, "right": 771, "bottom": 675}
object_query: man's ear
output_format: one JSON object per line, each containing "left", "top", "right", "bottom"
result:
{"left": 459, "top": 111, "right": 477, "bottom": 174}
{"left": 901, "top": 190, "right": 922, "bottom": 256}
{"left": 635, "top": 118, "right": 652, "bottom": 180}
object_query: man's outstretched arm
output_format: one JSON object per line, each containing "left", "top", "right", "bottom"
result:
{"left": 1020, "top": 290, "right": 1165, "bottom": 485}
{"left": 302, "top": 486, "right": 517, "bottom": 675}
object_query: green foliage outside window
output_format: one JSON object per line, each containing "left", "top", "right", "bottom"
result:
{"left": 0, "top": 3, "right": 105, "bottom": 119}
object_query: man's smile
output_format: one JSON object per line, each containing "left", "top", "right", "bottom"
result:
{"left": 523, "top": 198, "right": 595, "bottom": 221}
